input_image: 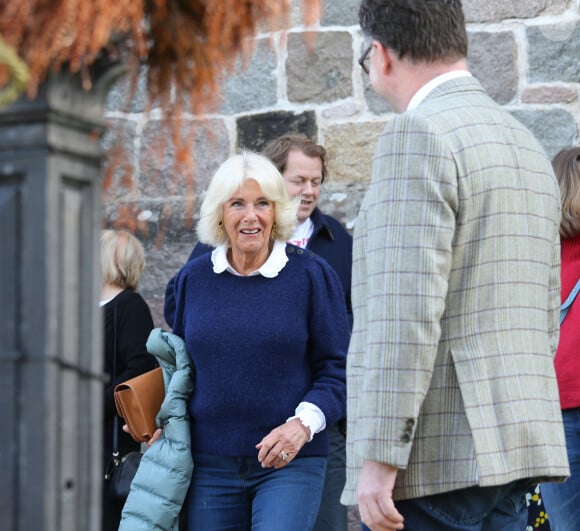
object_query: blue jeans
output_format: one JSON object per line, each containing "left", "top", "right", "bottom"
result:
{"left": 313, "top": 423, "right": 347, "bottom": 531}
{"left": 361, "top": 479, "right": 532, "bottom": 531}
{"left": 186, "top": 453, "right": 326, "bottom": 531}
{"left": 540, "top": 407, "right": 580, "bottom": 531}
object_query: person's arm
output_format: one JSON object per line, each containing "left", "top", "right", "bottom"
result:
{"left": 353, "top": 114, "right": 457, "bottom": 465}
{"left": 163, "top": 242, "right": 213, "bottom": 328}
{"left": 257, "top": 257, "right": 349, "bottom": 469}
{"left": 302, "top": 257, "right": 349, "bottom": 428}
{"left": 104, "top": 292, "right": 156, "bottom": 421}
{"left": 352, "top": 115, "right": 457, "bottom": 526}
{"left": 357, "top": 461, "right": 404, "bottom": 531}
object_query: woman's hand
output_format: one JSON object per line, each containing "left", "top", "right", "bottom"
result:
{"left": 255, "top": 418, "right": 310, "bottom": 469}
{"left": 122, "top": 424, "right": 163, "bottom": 448}
{"left": 146, "top": 428, "right": 163, "bottom": 448}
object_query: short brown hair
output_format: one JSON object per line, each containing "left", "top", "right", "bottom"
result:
{"left": 261, "top": 134, "right": 328, "bottom": 183}
{"left": 553, "top": 146, "right": 580, "bottom": 239}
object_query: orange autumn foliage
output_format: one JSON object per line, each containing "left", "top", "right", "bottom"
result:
{"left": 0, "top": 0, "right": 321, "bottom": 113}
{"left": 0, "top": 0, "right": 322, "bottom": 237}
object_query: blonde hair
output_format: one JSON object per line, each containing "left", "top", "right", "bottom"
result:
{"left": 553, "top": 146, "right": 580, "bottom": 239}
{"left": 100, "top": 230, "right": 145, "bottom": 290}
{"left": 197, "top": 151, "right": 298, "bottom": 246}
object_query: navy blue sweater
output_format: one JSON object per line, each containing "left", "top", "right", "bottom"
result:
{"left": 172, "top": 245, "right": 349, "bottom": 457}
{"left": 164, "top": 208, "right": 353, "bottom": 328}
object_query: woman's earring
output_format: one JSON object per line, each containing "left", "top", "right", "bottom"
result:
{"left": 271, "top": 222, "right": 277, "bottom": 240}
{"left": 217, "top": 220, "right": 224, "bottom": 239}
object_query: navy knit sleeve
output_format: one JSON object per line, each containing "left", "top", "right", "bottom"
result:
{"left": 172, "top": 267, "right": 187, "bottom": 340}
{"left": 301, "top": 255, "right": 350, "bottom": 427}
{"left": 163, "top": 242, "right": 213, "bottom": 328}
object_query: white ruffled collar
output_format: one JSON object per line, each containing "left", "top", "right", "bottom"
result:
{"left": 211, "top": 240, "right": 288, "bottom": 278}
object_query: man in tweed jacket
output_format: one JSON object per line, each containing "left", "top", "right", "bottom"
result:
{"left": 342, "top": 1, "right": 569, "bottom": 529}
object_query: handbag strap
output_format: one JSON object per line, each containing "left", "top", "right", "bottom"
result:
{"left": 560, "top": 278, "right": 580, "bottom": 325}
{"left": 112, "top": 302, "right": 120, "bottom": 458}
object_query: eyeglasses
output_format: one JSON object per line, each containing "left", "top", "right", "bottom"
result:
{"left": 358, "top": 44, "right": 372, "bottom": 75}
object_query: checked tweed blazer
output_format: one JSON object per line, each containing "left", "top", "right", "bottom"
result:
{"left": 342, "top": 75, "right": 569, "bottom": 503}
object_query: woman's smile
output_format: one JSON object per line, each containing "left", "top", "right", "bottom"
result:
{"left": 222, "top": 179, "right": 275, "bottom": 273}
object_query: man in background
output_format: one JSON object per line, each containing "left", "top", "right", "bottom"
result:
{"left": 164, "top": 134, "right": 352, "bottom": 531}
{"left": 342, "top": 1, "right": 569, "bottom": 530}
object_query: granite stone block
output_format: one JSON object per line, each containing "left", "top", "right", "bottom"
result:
{"left": 237, "top": 110, "right": 318, "bottom": 152}
{"left": 320, "top": 0, "right": 359, "bottom": 27}
{"left": 287, "top": 32, "right": 353, "bottom": 103}
{"left": 463, "top": 0, "right": 567, "bottom": 23}
{"left": 510, "top": 107, "right": 578, "bottom": 160}
{"left": 324, "top": 121, "right": 388, "bottom": 184}
{"left": 528, "top": 22, "right": 580, "bottom": 83}
{"left": 468, "top": 31, "right": 518, "bottom": 105}
{"left": 219, "top": 38, "right": 278, "bottom": 114}
{"left": 522, "top": 85, "right": 578, "bottom": 104}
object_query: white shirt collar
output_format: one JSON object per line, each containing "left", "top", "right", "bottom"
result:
{"left": 406, "top": 70, "right": 472, "bottom": 111}
{"left": 211, "top": 240, "right": 289, "bottom": 278}
{"left": 288, "top": 218, "right": 314, "bottom": 249}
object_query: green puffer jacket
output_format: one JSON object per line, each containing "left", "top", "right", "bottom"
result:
{"left": 119, "top": 328, "right": 194, "bottom": 531}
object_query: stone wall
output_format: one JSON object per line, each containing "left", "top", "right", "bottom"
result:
{"left": 102, "top": 0, "right": 580, "bottom": 328}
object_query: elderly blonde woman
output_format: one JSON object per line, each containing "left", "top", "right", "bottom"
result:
{"left": 168, "top": 151, "right": 348, "bottom": 531}
{"left": 100, "top": 229, "right": 156, "bottom": 531}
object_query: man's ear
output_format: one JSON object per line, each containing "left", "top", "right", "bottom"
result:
{"left": 374, "top": 41, "right": 393, "bottom": 76}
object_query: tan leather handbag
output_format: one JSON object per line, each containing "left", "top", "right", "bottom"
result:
{"left": 114, "top": 367, "right": 165, "bottom": 443}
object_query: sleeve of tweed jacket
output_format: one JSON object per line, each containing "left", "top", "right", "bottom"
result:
{"left": 352, "top": 114, "right": 458, "bottom": 467}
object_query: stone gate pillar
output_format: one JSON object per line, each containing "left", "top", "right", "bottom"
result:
{"left": 0, "top": 66, "right": 120, "bottom": 530}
